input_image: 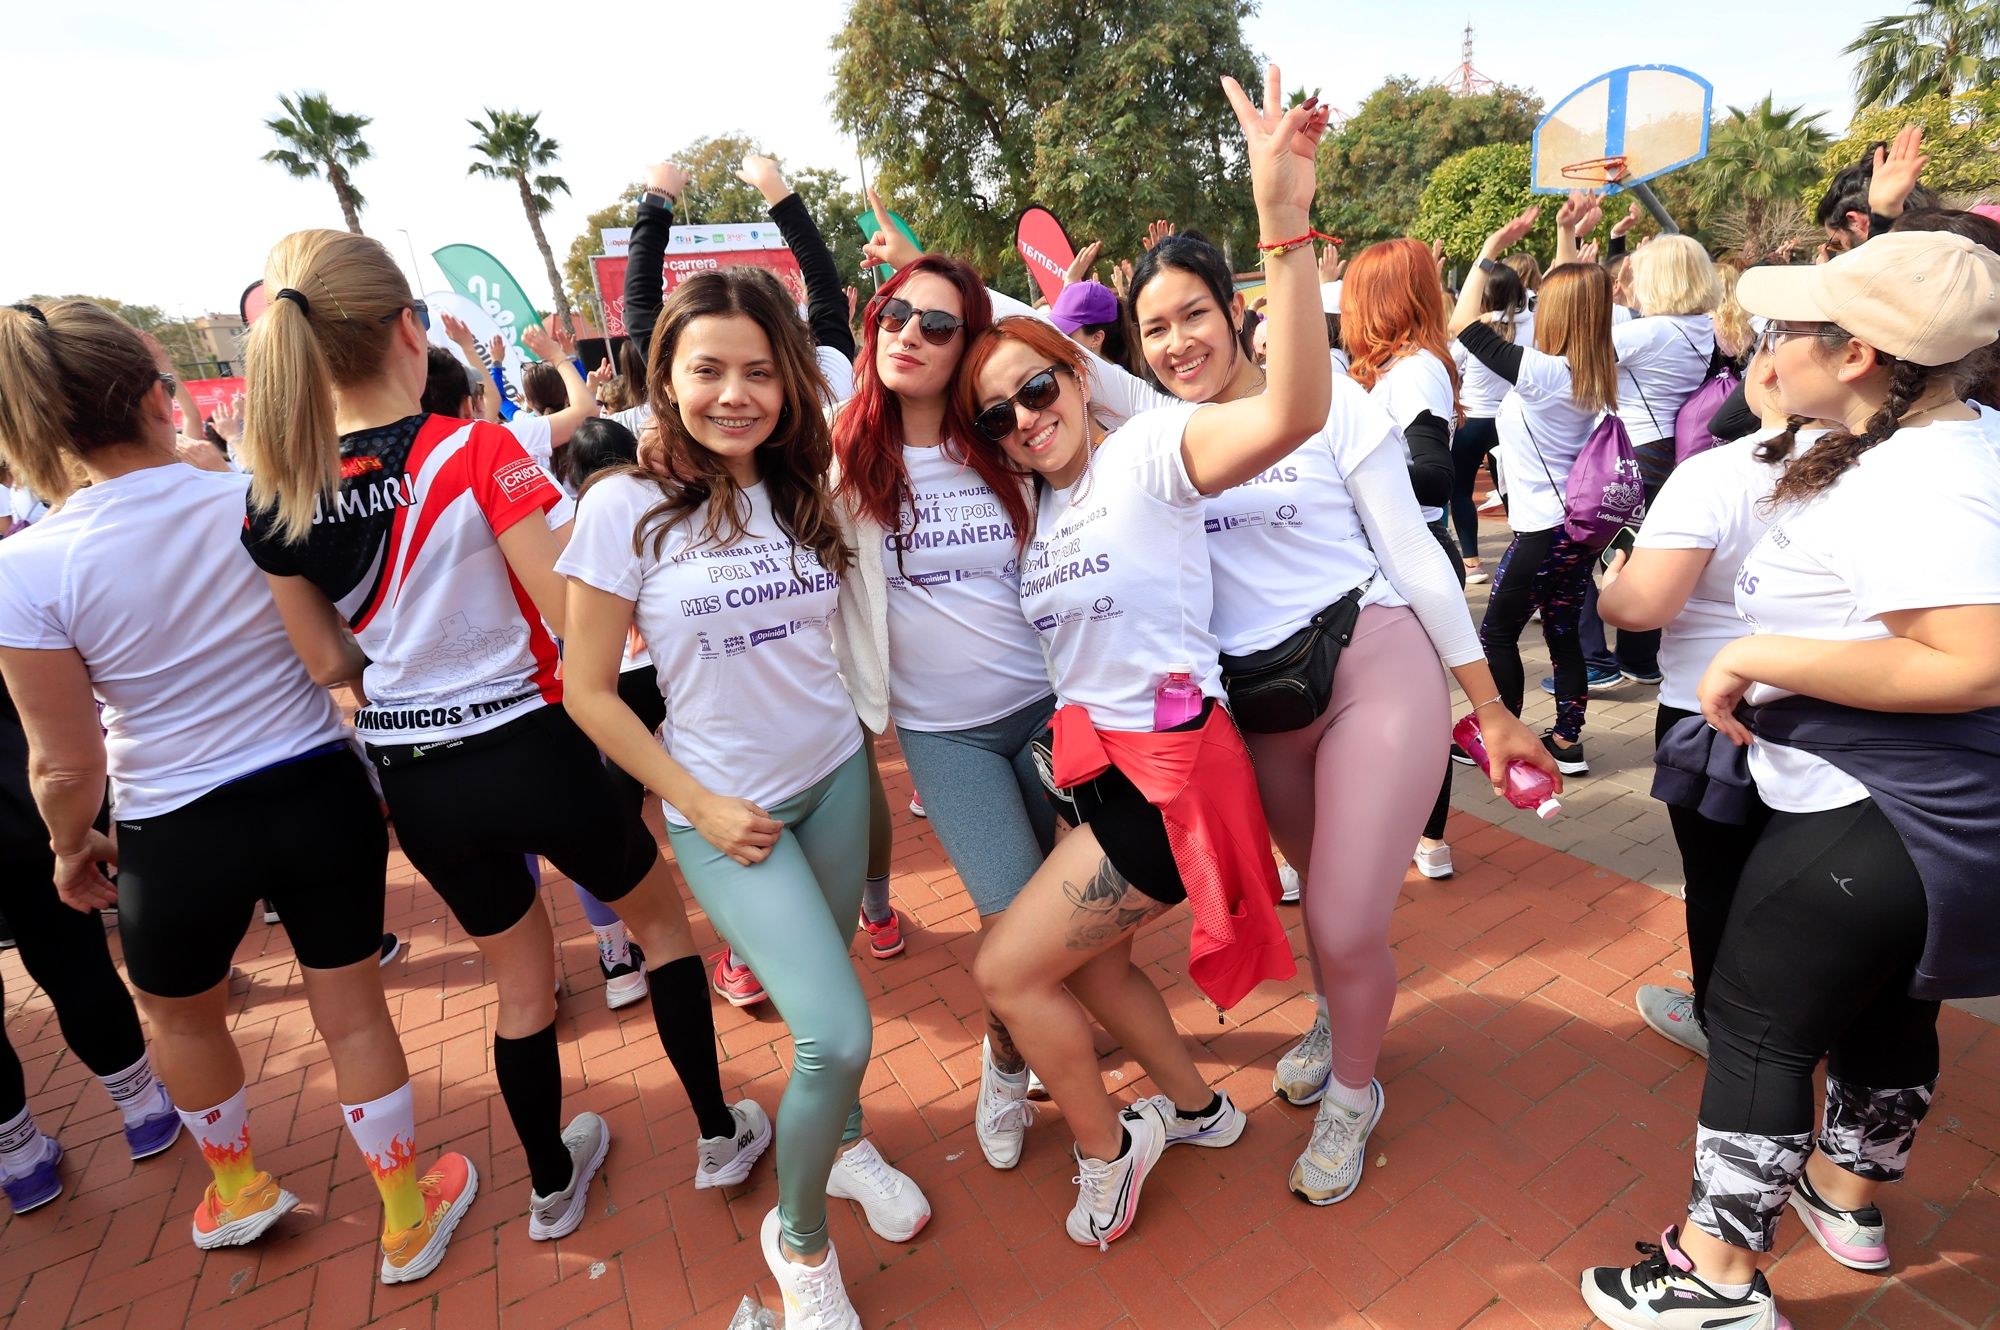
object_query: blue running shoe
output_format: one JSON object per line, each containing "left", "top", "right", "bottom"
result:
{"left": 2, "top": 1136, "right": 63, "bottom": 1214}
{"left": 1541, "top": 668, "right": 1623, "bottom": 695}
{"left": 125, "top": 1106, "right": 182, "bottom": 1162}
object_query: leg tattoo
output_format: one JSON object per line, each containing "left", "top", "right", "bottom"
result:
{"left": 985, "top": 1010, "right": 1027, "bottom": 1075}
{"left": 1062, "top": 857, "right": 1166, "bottom": 951}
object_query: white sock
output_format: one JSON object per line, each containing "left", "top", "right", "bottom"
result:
{"left": 593, "top": 920, "right": 631, "bottom": 970}
{"left": 1311, "top": 994, "right": 1328, "bottom": 1023}
{"left": 98, "top": 1052, "right": 168, "bottom": 1128}
{"left": 1704, "top": 1277, "right": 1753, "bottom": 1299}
{"left": 1324, "top": 1077, "right": 1375, "bottom": 1115}
{"left": 0, "top": 1105, "right": 50, "bottom": 1178}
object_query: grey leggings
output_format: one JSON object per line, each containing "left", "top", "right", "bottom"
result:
{"left": 667, "top": 744, "right": 871, "bottom": 1254}
{"left": 895, "top": 694, "right": 1058, "bottom": 916}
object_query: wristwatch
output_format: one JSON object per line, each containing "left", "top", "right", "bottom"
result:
{"left": 642, "top": 190, "right": 675, "bottom": 210}
{"left": 1476, "top": 257, "right": 1499, "bottom": 275}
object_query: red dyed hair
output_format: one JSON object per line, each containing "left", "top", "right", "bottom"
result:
{"left": 955, "top": 316, "right": 1093, "bottom": 548}
{"left": 1341, "top": 238, "right": 1463, "bottom": 426}
{"left": 832, "top": 257, "right": 1033, "bottom": 549}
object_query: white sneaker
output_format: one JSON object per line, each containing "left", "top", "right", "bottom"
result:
{"left": 527, "top": 1112, "right": 609, "bottom": 1241}
{"left": 1413, "top": 843, "right": 1455, "bottom": 879}
{"left": 1142, "top": 1091, "right": 1246, "bottom": 1149}
{"left": 1288, "top": 1080, "right": 1383, "bottom": 1206}
{"left": 974, "top": 1037, "right": 1035, "bottom": 1170}
{"left": 1277, "top": 863, "right": 1302, "bottom": 904}
{"left": 1273, "top": 1012, "right": 1333, "bottom": 1105}
{"left": 826, "top": 1138, "right": 930, "bottom": 1241}
{"left": 695, "top": 1100, "right": 772, "bottom": 1190}
{"left": 1066, "top": 1099, "right": 1167, "bottom": 1249}
{"left": 601, "top": 939, "right": 648, "bottom": 1011}
{"left": 760, "top": 1207, "right": 861, "bottom": 1330}
{"left": 1026, "top": 1069, "right": 1050, "bottom": 1102}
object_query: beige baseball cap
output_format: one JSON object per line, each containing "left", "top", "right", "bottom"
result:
{"left": 1737, "top": 231, "right": 2000, "bottom": 366}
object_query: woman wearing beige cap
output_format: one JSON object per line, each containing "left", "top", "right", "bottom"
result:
{"left": 1580, "top": 229, "right": 2000, "bottom": 1330}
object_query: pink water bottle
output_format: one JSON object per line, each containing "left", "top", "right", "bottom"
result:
{"left": 1452, "top": 712, "right": 1563, "bottom": 821}
{"left": 1154, "top": 663, "right": 1205, "bottom": 731}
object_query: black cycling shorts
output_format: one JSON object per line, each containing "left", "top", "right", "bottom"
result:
{"left": 368, "top": 705, "right": 658, "bottom": 937}
{"left": 117, "top": 745, "right": 388, "bottom": 998}
{"left": 1052, "top": 701, "right": 1214, "bottom": 908}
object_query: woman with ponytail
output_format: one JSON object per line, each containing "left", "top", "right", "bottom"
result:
{"left": 236, "top": 231, "right": 759, "bottom": 1243}
{"left": 1580, "top": 231, "right": 2000, "bottom": 1329}
{"left": 0, "top": 300, "right": 472, "bottom": 1281}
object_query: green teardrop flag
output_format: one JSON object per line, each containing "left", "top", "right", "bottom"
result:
{"left": 853, "top": 209, "right": 922, "bottom": 283}
{"left": 431, "top": 244, "right": 547, "bottom": 360}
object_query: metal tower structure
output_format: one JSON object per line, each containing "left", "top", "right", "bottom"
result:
{"left": 1439, "top": 21, "right": 1497, "bottom": 96}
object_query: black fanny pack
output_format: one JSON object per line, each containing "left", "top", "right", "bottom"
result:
{"left": 1218, "top": 584, "right": 1367, "bottom": 733}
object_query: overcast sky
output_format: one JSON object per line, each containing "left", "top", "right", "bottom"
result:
{"left": 7, "top": 0, "right": 1894, "bottom": 315}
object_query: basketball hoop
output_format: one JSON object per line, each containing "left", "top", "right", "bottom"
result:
{"left": 1561, "top": 156, "right": 1629, "bottom": 185}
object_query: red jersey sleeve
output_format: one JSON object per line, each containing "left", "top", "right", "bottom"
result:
{"left": 464, "top": 420, "right": 560, "bottom": 535}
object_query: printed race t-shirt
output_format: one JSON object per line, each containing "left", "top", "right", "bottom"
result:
{"left": 1020, "top": 403, "right": 1225, "bottom": 731}
{"left": 0, "top": 465, "right": 346, "bottom": 819}
{"left": 243, "top": 413, "right": 562, "bottom": 748}
{"left": 557, "top": 473, "right": 861, "bottom": 824}
{"left": 1203, "top": 376, "right": 1405, "bottom": 654}
{"left": 1493, "top": 344, "right": 1601, "bottom": 534}
{"left": 884, "top": 445, "right": 1050, "bottom": 730}
{"left": 1368, "top": 349, "right": 1457, "bottom": 524}
{"left": 1634, "top": 430, "right": 1808, "bottom": 712}
{"left": 1736, "top": 413, "right": 2000, "bottom": 812}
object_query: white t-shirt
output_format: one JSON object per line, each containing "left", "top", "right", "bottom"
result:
{"left": 816, "top": 346, "right": 856, "bottom": 405}
{"left": 1204, "top": 378, "right": 1406, "bottom": 653}
{"left": 0, "top": 466, "right": 347, "bottom": 820}
{"left": 1368, "top": 350, "right": 1456, "bottom": 524}
{"left": 1454, "top": 312, "right": 1532, "bottom": 420}
{"left": 1612, "top": 304, "right": 1636, "bottom": 325}
{"left": 1736, "top": 412, "right": 2000, "bottom": 812}
{"left": 556, "top": 473, "right": 860, "bottom": 824}
{"left": 1634, "top": 430, "right": 1809, "bottom": 711}
{"left": 884, "top": 445, "right": 1050, "bottom": 730}
{"left": 1019, "top": 403, "right": 1224, "bottom": 731}
{"left": 1614, "top": 314, "right": 1715, "bottom": 443}
{"left": 506, "top": 414, "right": 555, "bottom": 476}
{"left": 1490, "top": 344, "right": 1604, "bottom": 534}
{"left": 4, "top": 486, "right": 48, "bottom": 529}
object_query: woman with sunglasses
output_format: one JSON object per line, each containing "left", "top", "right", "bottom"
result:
{"left": 829, "top": 248, "right": 1066, "bottom": 1172}
{"left": 954, "top": 69, "right": 1331, "bottom": 1248}
{"left": 0, "top": 299, "right": 473, "bottom": 1280}
{"left": 1580, "top": 231, "right": 2000, "bottom": 1330}
{"left": 236, "top": 230, "right": 758, "bottom": 1242}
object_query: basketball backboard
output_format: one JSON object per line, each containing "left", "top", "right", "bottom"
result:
{"left": 1531, "top": 65, "right": 1713, "bottom": 195}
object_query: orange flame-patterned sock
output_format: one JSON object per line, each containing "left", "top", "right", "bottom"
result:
{"left": 178, "top": 1087, "right": 257, "bottom": 1201}
{"left": 342, "top": 1082, "right": 423, "bottom": 1233}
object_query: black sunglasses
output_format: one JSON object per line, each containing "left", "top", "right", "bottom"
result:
{"left": 157, "top": 372, "right": 177, "bottom": 397}
{"left": 973, "top": 366, "right": 1067, "bottom": 445}
{"left": 381, "top": 300, "right": 431, "bottom": 332}
{"left": 876, "top": 297, "right": 964, "bottom": 346}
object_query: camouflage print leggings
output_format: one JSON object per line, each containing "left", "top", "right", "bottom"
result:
{"left": 1476, "top": 525, "right": 1598, "bottom": 742}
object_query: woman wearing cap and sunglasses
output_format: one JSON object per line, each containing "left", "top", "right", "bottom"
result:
{"left": 1580, "top": 230, "right": 2000, "bottom": 1330}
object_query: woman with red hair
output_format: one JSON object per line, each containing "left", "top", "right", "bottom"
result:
{"left": 830, "top": 255, "right": 1062, "bottom": 1174}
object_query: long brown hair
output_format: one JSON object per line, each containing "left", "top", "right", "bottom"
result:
{"left": 0, "top": 301, "right": 164, "bottom": 505}
{"left": 627, "top": 267, "right": 850, "bottom": 577}
{"left": 1535, "top": 264, "right": 1619, "bottom": 413}
{"left": 243, "top": 229, "right": 415, "bottom": 541}
{"left": 1342, "top": 238, "right": 1463, "bottom": 425}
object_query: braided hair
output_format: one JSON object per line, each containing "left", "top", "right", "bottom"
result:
{"left": 1765, "top": 351, "right": 1983, "bottom": 508}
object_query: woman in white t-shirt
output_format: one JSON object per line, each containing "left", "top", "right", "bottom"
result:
{"left": 0, "top": 300, "right": 472, "bottom": 1281}
{"left": 1598, "top": 346, "right": 1824, "bottom": 1059}
{"left": 559, "top": 266, "right": 930, "bottom": 1328}
{"left": 1580, "top": 231, "right": 2000, "bottom": 1330}
{"left": 1449, "top": 261, "right": 1531, "bottom": 579}
{"left": 1450, "top": 208, "right": 1620, "bottom": 776}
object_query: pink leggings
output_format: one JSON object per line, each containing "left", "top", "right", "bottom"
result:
{"left": 1244, "top": 604, "right": 1448, "bottom": 1088}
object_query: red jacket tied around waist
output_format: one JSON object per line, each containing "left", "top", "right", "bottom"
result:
{"left": 1049, "top": 702, "right": 1295, "bottom": 1010}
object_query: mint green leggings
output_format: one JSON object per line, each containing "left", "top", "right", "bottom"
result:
{"left": 666, "top": 743, "right": 870, "bottom": 1254}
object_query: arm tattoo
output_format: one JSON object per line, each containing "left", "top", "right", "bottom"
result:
{"left": 1062, "top": 856, "right": 1165, "bottom": 951}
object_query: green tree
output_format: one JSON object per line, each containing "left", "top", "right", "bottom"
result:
{"left": 1316, "top": 77, "right": 1543, "bottom": 250}
{"left": 1818, "top": 86, "right": 2000, "bottom": 201}
{"left": 1409, "top": 143, "right": 1559, "bottom": 267}
{"left": 18, "top": 294, "right": 218, "bottom": 375}
{"left": 832, "top": 0, "right": 1261, "bottom": 294}
{"left": 1844, "top": 0, "right": 2000, "bottom": 108}
{"left": 261, "top": 91, "right": 373, "bottom": 234}
{"left": 562, "top": 186, "right": 644, "bottom": 314}
{"left": 468, "top": 108, "right": 576, "bottom": 335}
{"left": 1676, "top": 96, "right": 1832, "bottom": 261}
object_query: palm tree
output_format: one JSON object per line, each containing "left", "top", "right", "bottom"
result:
{"left": 468, "top": 109, "right": 575, "bottom": 336}
{"left": 262, "top": 92, "right": 372, "bottom": 234}
{"left": 1689, "top": 96, "right": 1833, "bottom": 259}
{"left": 1845, "top": 0, "right": 2000, "bottom": 107}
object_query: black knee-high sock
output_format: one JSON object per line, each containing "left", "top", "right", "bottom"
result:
{"left": 492, "top": 1022, "right": 571, "bottom": 1195}
{"left": 649, "top": 956, "right": 734, "bottom": 1139}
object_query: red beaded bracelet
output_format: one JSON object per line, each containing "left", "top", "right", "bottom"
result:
{"left": 1257, "top": 228, "right": 1342, "bottom": 260}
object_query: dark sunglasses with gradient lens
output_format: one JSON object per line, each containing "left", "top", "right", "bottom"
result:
{"left": 973, "top": 366, "right": 1067, "bottom": 445}
{"left": 875, "top": 297, "right": 964, "bottom": 346}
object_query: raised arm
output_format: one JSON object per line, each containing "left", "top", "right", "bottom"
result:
{"left": 1177, "top": 66, "right": 1333, "bottom": 495}
{"left": 1450, "top": 207, "right": 1541, "bottom": 337}
{"left": 519, "top": 324, "right": 598, "bottom": 445}
{"left": 738, "top": 154, "right": 856, "bottom": 362}
{"left": 626, "top": 161, "right": 689, "bottom": 365}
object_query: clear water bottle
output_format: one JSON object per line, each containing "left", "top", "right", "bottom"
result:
{"left": 1451, "top": 712, "right": 1562, "bottom": 821}
{"left": 1153, "top": 662, "right": 1205, "bottom": 731}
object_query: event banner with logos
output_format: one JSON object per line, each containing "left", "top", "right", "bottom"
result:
{"left": 590, "top": 223, "right": 806, "bottom": 338}
{"left": 171, "top": 377, "right": 246, "bottom": 432}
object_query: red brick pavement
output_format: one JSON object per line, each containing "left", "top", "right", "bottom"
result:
{"left": 2, "top": 738, "right": 1995, "bottom": 1330}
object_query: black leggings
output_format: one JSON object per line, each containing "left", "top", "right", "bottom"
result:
{"left": 1654, "top": 705, "right": 1770, "bottom": 1024}
{"left": 1479, "top": 524, "right": 1597, "bottom": 742}
{"left": 604, "top": 666, "right": 668, "bottom": 818}
{"left": 1423, "top": 519, "right": 1468, "bottom": 843}
{"left": 1449, "top": 417, "right": 1499, "bottom": 558}
{"left": 0, "top": 838, "right": 146, "bottom": 1121}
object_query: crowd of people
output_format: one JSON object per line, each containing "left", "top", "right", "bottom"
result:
{"left": 0, "top": 67, "right": 1995, "bottom": 1330}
